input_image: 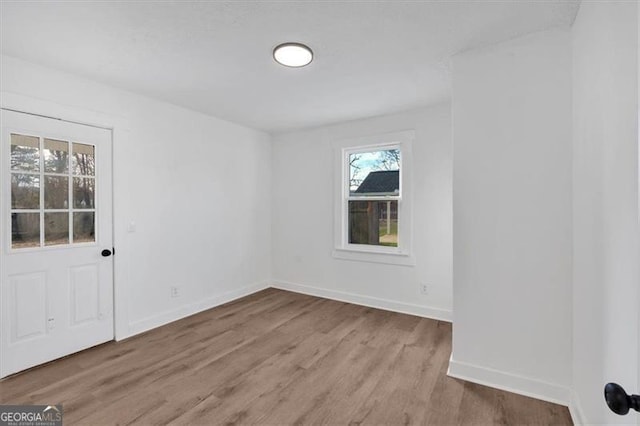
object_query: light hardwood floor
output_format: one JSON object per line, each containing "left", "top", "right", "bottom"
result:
{"left": 0, "top": 288, "right": 572, "bottom": 425}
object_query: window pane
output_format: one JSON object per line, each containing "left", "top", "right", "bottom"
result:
{"left": 45, "top": 212, "right": 69, "bottom": 246}
{"left": 11, "top": 174, "right": 40, "bottom": 209}
{"left": 349, "top": 200, "right": 398, "bottom": 247}
{"left": 73, "top": 177, "right": 95, "bottom": 209}
{"left": 45, "top": 176, "right": 69, "bottom": 209}
{"left": 11, "top": 134, "right": 40, "bottom": 172}
{"left": 72, "top": 143, "right": 95, "bottom": 176}
{"left": 12, "top": 212, "right": 40, "bottom": 248}
{"left": 349, "top": 149, "right": 400, "bottom": 194}
{"left": 73, "top": 212, "right": 95, "bottom": 243}
{"left": 44, "top": 139, "right": 69, "bottom": 173}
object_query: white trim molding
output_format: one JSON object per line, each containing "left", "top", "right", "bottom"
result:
{"left": 271, "top": 280, "right": 452, "bottom": 322}
{"left": 568, "top": 390, "right": 586, "bottom": 425}
{"left": 332, "top": 248, "right": 416, "bottom": 266}
{"left": 447, "top": 355, "right": 570, "bottom": 407}
{"left": 125, "top": 281, "right": 270, "bottom": 339}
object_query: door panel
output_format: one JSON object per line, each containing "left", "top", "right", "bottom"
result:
{"left": 1, "top": 109, "right": 113, "bottom": 378}
{"left": 10, "top": 272, "right": 46, "bottom": 341}
{"left": 70, "top": 264, "right": 99, "bottom": 325}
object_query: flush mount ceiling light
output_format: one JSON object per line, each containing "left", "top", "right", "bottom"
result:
{"left": 273, "top": 42, "right": 313, "bottom": 68}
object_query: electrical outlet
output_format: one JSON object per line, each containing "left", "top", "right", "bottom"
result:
{"left": 420, "top": 284, "right": 428, "bottom": 295}
{"left": 170, "top": 286, "right": 180, "bottom": 298}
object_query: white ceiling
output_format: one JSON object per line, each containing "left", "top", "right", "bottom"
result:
{"left": 0, "top": 1, "right": 580, "bottom": 133}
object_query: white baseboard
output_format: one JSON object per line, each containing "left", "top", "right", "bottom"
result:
{"left": 271, "top": 280, "right": 452, "bottom": 322}
{"left": 447, "top": 355, "right": 570, "bottom": 406}
{"left": 568, "top": 390, "right": 586, "bottom": 425}
{"left": 123, "top": 281, "right": 269, "bottom": 340}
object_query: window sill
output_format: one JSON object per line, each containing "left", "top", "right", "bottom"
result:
{"left": 332, "top": 247, "right": 416, "bottom": 266}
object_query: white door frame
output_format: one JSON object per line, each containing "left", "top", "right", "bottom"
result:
{"left": 0, "top": 91, "right": 131, "bottom": 341}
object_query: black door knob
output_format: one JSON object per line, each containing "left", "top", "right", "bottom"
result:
{"left": 101, "top": 249, "right": 112, "bottom": 257}
{"left": 605, "top": 383, "right": 640, "bottom": 415}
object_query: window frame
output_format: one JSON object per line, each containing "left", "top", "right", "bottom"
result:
{"left": 332, "top": 130, "right": 415, "bottom": 266}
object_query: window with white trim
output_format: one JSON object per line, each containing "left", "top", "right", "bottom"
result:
{"left": 333, "top": 131, "right": 414, "bottom": 265}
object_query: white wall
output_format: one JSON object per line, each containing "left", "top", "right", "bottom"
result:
{"left": 572, "top": 2, "right": 639, "bottom": 424}
{"left": 271, "top": 105, "right": 453, "bottom": 320}
{"left": 1, "top": 55, "right": 272, "bottom": 338}
{"left": 450, "top": 29, "right": 573, "bottom": 404}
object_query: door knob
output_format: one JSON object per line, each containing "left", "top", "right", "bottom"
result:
{"left": 605, "top": 383, "right": 640, "bottom": 415}
{"left": 101, "top": 249, "right": 112, "bottom": 257}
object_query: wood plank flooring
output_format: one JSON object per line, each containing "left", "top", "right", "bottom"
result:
{"left": 0, "top": 288, "right": 572, "bottom": 425}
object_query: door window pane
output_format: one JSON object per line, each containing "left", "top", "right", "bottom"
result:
{"left": 72, "top": 143, "right": 95, "bottom": 176}
{"left": 11, "top": 134, "right": 40, "bottom": 172}
{"left": 11, "top": 213, "right": 40, "bottom": 248}
{"left": 8, "top": 134, "right": 99, "bottom": 249}
{"left": 44, "top": 139, "right": 69, "bottom": 173}
{"left": 349, "top": 200, "right": 398, "bottom": 247}
{"left": 73, "top": 212, "right": 95, "bottom": 243}
{"left": 73, "top": 178, "right": 95, "bottom": 209}
{"left": 44, "top": 176, "right": 69, "bottom": 209}
{"left": 44, "top": 212, "right": 69, "bottom": 246}
{"left": 11, "top": 174, "right": 40, "bottom": 209}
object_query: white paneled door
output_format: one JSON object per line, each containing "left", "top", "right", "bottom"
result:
{"left": 0, "top": 109, "right": 114, "bottom": 378}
